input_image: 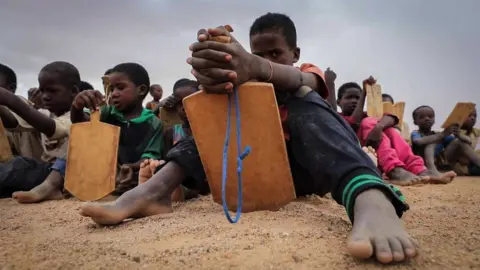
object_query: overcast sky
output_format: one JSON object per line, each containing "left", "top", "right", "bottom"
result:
{"left": 1, "top": 0, "right": 478, "bottom": 128}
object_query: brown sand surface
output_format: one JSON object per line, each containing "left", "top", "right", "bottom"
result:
{"left": 1, "top": 177, "right": 479, "bottom": 269}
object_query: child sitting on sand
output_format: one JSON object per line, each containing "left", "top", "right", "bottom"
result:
{"left": 455, "top": 108, "right": 480, "bottom": 176}
{"left": 140, "top": 78, "right": 203, "bottom": 201}
{"left": 146, "top": 84, "right": 163, "bottom": 111}
{"left": 1, "top": 61, "right": 78, "bottom": 200}
{"left": 80, "top": 13, "right": 417, "bottom": 264}
{"left": 412, "top": 106, "right": 480, "bottom": 177}
{"left": 336, "top": 80, "right": 452, "bottom": 185}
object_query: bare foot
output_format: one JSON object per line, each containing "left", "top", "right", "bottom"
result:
{"left": 386, "top": 167, "right": 428, "bottom": 186}
{"left": 139, "top": 159, "right": 165, "bottom": 184}
{"left": 347, "top": 189, "right": 419, "bottom": 264}
{"left": 79, "top": 183, "right": 173, "bottom": 225}
{"left": 362, "top": 146, "right": 378, "bottom": 167}
{"left": 419, "top": 170, "right": 456, "bottom": 184}
{"left": 12, "top": 172, "right": 63, "bottom": 203}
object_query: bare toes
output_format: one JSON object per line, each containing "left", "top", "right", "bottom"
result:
{"left": 374, "top": 237, "right": 393, "bottom": 264}
{"left": 388, "top": 238, "right": 405, "bottom": 262}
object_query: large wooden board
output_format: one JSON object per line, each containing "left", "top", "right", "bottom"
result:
{"left": 64, "top": 110, "right": 120, "bottom": 201}
{"left": 366, "top": 84, "right": 383, "bottom": 119}
{"left": 183, "top": 82, "right": 296, "bottom": 212}
{"left": 383, "top": 101, "right": 405, "bottom": 128}
{"left": 441, "top": 102, "right": 476, "bottom": 128}
{"left": 0, "top": 118, "right": 13, "bottom": 162}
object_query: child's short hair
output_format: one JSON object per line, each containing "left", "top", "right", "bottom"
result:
{"left": 250, "top": 13, "right": 297, "bottom": 49}
{"left": 337, "top": 82, "right": 361, "bottom": 100}
{"left": 104, "top": 68, "right": 113, "bottom": 76}
{"left": 412, "top": 105, "right": 434, "bottom": 120}
{"left": 173, "top": 78, "right": 199, "bottom": 94}
{"left": 0, "top": 63, "right": 17, "bottom": 91}
{"left": 382, "top": 93, "right": 394, "bottom": 103}
{"left": 111, "top": 63, "right": 150, "bottom": 91}
{"left": 40, "top": 61, "right": 81, "bottom": 90}
{"left": 79, "top": 81, "right": 94, "bottom": 92}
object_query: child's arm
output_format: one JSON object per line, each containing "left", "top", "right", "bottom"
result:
{"left": 71, "top": 90, "right": 104, "bottom": 123}
{"left": 0, "top": 106, "right": 19, "bottom": 128}
{"left": 324, "top": 68, "right": 337, "bottom": 111}
{"left": 0, "top": 88, "right": 57, "bottom": 137}
{"left": 453, "top": 127, "right": 472, "bottom": 145}
{"left": 411, "top": 130, "right": 446, "bottom": 145}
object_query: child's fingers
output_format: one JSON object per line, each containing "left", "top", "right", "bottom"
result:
{"left": 199, "top": 82, "right": 234, "bottom": 94}
{"left": 197, "top": 29, "right": 209, "bottom": 42}
{"left": 193, "top": 68, "right": 235, "bottom": 85}
{"left": 191, "top": 49, "right": 232, "bottom": 63}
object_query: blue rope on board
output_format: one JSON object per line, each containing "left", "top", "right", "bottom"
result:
{"left": 221, "top": 87, "right": 251, "bottom": 223}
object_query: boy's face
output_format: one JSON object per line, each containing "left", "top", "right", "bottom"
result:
{"left": 250, "top": 31, "right": 299, "bottom": 66}
{"left": 462, "top": 109, "right": 477, "bottom": 130}
{"left": 0, "top": 74, "right": 15, "bottom": 93}
{"left": 174, "top": 86, "right": 196, "bottom": 122}
{"left": 38, "top": 71, "right": 77, "bottom": 114}
{"left": 150, "top": 85, "right": 163, "bottom": 100}
{"left": 414, "top": 107, "right": 435, "bottom": 129}
{"left": 338, "top": 88, "right": 362, "bottom": 115}
{"left": 108, "top": 72, "right": 145, "bottom": 112}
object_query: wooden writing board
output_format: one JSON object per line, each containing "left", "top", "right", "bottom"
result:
{"left": 366, "top": 84, "right": 383, "bottom": 119}
{"left": 383, "top": 102, "right": 405, "bottom": 128}
{"left": 65, "top": 110, "right": 120, "bottom": 201}
{"left": 158, "top": 107, "right": 183, "bottom": 131}
{"left": 0, "top": 118, "right": 13, "bottom": 162}
{"left": 441, "top": 102, "right": 476, "bottom": 128}
{"left": 183, "top": 82, "right": 296, "bottom": 212}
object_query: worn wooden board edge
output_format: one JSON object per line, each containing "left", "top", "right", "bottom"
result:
{"left": 366, "top": 84, "right": 383, "bottom": 119}
{"left": 441, "top": 102, "right": 476, "bottom": 128}
{"left": 64, "top": 121, "right": 120, "bottom": 201}
{"left": 0, "top": 117, "right": 13, "bottom": 162}
{"left": 383, "top": 101, "right": 405, "bottom": 127}
{"left": 183, "top": 82, "right": 296, "bottom": 212}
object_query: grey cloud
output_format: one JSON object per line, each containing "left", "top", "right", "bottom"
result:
{"left": 0, "top": 0, "right": 478, "bottom": 128}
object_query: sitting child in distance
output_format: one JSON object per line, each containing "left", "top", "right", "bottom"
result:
{"left": 146, "top": 84, "right": 163, "bottom": 111}
{"left": 80, "top": 13, "right": 417, "bottom": 264}
{"left": 0, "top": 61, "right": 78, "bottom": 201}
{"left": 411, "top": 105, "right": 479, "bottom": 177}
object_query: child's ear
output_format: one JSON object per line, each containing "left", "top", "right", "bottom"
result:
{"left": 72, "top": 85, "right": 80, "bottom": 96}
{"left": 293, "top": 47, "right": 300, "bottom": 63}
{"left": 8, "top": 83, "right": 16, "bottom": 92}
{"left": 137, "top": 85, "right": 149, "bottom": 97}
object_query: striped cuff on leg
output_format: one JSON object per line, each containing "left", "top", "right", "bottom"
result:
{"left": 342, "top": 174, "right": 409, "bottom": 223}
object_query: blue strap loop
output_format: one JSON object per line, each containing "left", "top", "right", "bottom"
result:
{"left": 221, "top": 88, "right": 251, "bottom": 223}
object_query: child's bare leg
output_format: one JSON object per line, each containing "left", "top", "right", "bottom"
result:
{"left": 80, "top": 161, "right": 185, "bottom": 225}
{"left": 418, "top": 144, "right": 456, "bottom": 184}
{"left": 445, "top": 139, "right": 480, "bottom": 168}
{"left": 12, "top": 170, "right": 63, "bottom": 203}
{"left": 348, "top": 189, "right": 418, "bottom": 263}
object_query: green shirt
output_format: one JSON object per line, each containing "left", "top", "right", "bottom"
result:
{"left": 98, "top": 106, "right": 164, "bottom": 165}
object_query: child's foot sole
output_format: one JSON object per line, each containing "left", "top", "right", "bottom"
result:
{"left": 12, "top": 183, "right": 63, "bottom": 204}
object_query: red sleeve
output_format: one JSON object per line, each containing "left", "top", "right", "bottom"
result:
{"left": 339, "top": 112, "right": 368, "bottom": 125}
{"left": 299, "top": 63, "right": 329, "bottom": 99}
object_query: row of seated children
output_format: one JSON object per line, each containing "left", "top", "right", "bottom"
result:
{"left": 75, "top": 13, "right": 417, "bottom": 264}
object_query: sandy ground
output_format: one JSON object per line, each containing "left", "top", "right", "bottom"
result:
{"left": 1, "top": 177, "right": 479, "bottom": 270}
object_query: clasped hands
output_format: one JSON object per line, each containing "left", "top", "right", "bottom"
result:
{"left": 187, "top": 26, "right": 259, "bottom": 94}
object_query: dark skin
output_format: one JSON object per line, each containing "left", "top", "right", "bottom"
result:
{"left": 79, "top": 26, "right": 419, "bottom": 264}
{"left": 10, "top": 72, "right": 79, "bottom": 203}
{"left": 324, "top": 68, "right": 337, "bottom": 111}
{"left": 412, "top": 107, "right": 458, "bottom": 180}
{"left": 337, "top": 77, "right": 396, "bottom": 149}
{"left": 146, "top": 84, "right": 163, "bottom": 111}
{"left": 0, "top": 71, "right": 78, "bottom": 136}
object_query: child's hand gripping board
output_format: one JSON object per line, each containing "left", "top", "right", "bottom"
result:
{"left": 441, "top": 102, "right": 476, "bottom": 129}
{"left": 0, "top": 118, "right": 13, "bottom": 162}
{"left": 183, "top": 82, "right": 296, "bottom": 212}
{"left": 64, "top": 110, "right": 120, "bottom": 201}
{"left": 383, "top": 102, "right": 406, "bottom": 128}
{"left": 366, "top": 84, "right": 383, "bottom": 119}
